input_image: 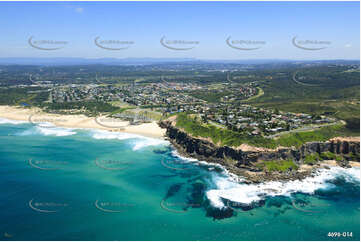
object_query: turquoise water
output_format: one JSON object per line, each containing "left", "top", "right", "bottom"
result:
{"left": 0, "top": 119, "right": 359, "bottom": 241}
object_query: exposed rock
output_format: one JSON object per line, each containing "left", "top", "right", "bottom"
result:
{"left": 159, "top": 121, "right": 360, "bottom": 183}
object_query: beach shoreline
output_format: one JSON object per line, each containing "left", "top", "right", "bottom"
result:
{"left": 0, "top": 105, "right": 166, "bottom": 139}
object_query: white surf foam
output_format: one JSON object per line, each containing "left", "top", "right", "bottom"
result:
{"left": 90, "top": 129, "right": 141, "bottom": 140}
{"left": 33, "top": 122, "right": 55, "bottom": 128}
{"left": 89, "top": 129, "right": 168, "bottom": 150}
{"left": 0, "top": 117, "right": 76, "bottom": 136}
{"left": 132, "top": 138, "right": 168, "bottom": 151}
{"left": 171, "top": 150, "right": 198, "bottom": 162}
{"left": 206, "top": 166, "right": 360, "bottom": 209}
{"left": 18, "top": 125, "right": 76, "bottom": 137}
{"left": 0, "top": 117, "right": 27, "bottom": 125}
{"left": 36, "top": 126, "right": 76, "bottom": 136}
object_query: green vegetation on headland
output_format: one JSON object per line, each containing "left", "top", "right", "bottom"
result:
{"left": 256, "top": 149, "right": 358, "bottom": 172}
{"left": 303, "top": 151, "right": 360, "bottom": 165}
{"left": 175, "top": 113, "right": 278, "bottom": 148}
{"left": 303, "top": 153, "right": 320, "bottom": 165}
{"left": 264, "top": 159, "right": 298, "bottom": 172}
{"left": 319, "top": 151, "right": 343, "bottom": 161}
{"left": 175, "top": 113, "right": 356, "bottom": 149}
{"left": 254, "top": 159, "right": 298, "bottom": 172}
{"left": 277, "top": 123, "right": 357, "bottom": 148}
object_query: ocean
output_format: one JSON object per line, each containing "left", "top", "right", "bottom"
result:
{"left": 0, "top": 117, "right": 359, "bottom": 241}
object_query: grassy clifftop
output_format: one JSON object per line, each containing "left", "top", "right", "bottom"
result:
{"left": 175, "top": 113, "right": 357, "bottom": 149}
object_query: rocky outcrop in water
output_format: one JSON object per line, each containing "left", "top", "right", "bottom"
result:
{"left": 159, "top": 121, "right": 360, "bottom": 182}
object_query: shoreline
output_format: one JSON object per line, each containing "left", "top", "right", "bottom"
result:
{"left": 171, "top": 141, "right": 360, "bottom": 185}
{"left": 0, "top": 105, "right": 166, "bottom": 139}
{"left": 161, "top": 121, "right": 360, "bottom": 183}
{"left": 170, "top": 137, "right": 360, "bottom": 183}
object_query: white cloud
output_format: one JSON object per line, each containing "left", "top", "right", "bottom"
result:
{"left": 345, "top": 44, "right": 352, "bottom": 48}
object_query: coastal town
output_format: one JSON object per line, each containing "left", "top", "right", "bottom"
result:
{"left": 1, "top": 77, "right": 337, "bottom": 138}
{"left": 50, "top": 82, "right": 336, "bottom": 136}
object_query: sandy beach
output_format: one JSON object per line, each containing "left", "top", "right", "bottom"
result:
{"left": 0, "top": 105, "right": 166, "bottom": 139}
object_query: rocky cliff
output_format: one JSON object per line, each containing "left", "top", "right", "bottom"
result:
{"left": 159, "top": 121, "right": 360, "bottom": 182}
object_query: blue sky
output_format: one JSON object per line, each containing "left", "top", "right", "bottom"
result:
{"left": 0, "top": 1, "right": 359, "bottom": 60}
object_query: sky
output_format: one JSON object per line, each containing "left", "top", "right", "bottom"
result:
{"left": 0, "top": 1, "right": 359, "bottom": 60}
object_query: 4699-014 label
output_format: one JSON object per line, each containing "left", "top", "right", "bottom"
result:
{"left": 327, "top": 232, "right": 353, "bottom": 238}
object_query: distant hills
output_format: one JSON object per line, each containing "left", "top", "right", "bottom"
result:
{"left": 0, "top": 58, "right": 358, "bottom": 66}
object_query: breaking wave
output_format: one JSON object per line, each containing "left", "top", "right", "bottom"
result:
{"left": 18, "top": 124, "right": 77, "bottom": 136}
{"left": 206, "top": 166, "right": 360, "bottom": 209}
{"left": 0, "top": 117, "right": 76, "bottom": 136}
{"left": 0, "top": 117, "right": 27, "bottom": 125}
{"left": 89, "top": 129, "right": 168, "bottom": 150}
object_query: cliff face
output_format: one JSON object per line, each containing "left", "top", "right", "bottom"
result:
{"left": 160, "top": 121, "right": 360, "bottom": 175}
